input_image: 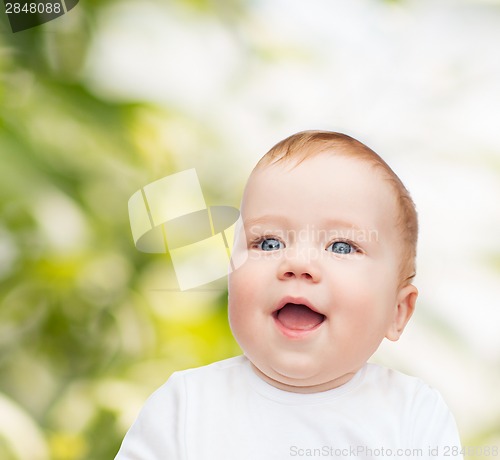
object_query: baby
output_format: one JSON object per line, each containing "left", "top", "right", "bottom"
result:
{"left": 115, "top": 131, "right": 463, "bottom": 459}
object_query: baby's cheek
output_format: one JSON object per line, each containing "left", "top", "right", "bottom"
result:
{"left": 229, "top": 271, "right": 264, "bottom": 330}
{"left": 228, "top": 303, "right": 256, "bottom": 354}
{"left": 229, "top": 254, "right": 263, "bottom": 293}
{"left": 228, "top": 272, "right": 252, "bottom": 319}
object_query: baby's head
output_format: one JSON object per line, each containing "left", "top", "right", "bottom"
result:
{"left": 228, "top": 131, "right": 419, "bottom": 393}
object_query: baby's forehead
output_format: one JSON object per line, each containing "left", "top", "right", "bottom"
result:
{"left": 243, "top": 153, "right": 400, "bottom": 225}
{"left": 248, "top": 150, "right": 395, "bottom": 196}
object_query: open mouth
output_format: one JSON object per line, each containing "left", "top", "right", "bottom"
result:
{"left": 273, "top": 302, "right": 326, "bottom": 332}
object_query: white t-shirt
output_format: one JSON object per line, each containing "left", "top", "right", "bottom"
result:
{"left": 115, "top": 355, "right": 463, "bottom": 460}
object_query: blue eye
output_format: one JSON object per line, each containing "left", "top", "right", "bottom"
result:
{"left": 327, "top": 241, "right": 355, "bottom": 254}
{"left": 259, "top": 238, "right": 284, "bottom": 251}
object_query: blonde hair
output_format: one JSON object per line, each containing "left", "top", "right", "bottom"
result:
{"left": 254, "top": 130, "right": 418, "bottom": 286}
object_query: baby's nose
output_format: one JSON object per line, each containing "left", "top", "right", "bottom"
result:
{"left": 277, "top": 247, "right": 322, "bottom": 283}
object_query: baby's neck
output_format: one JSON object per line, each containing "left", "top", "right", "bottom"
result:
{"left": 250, "top": 363, "right": 357, "bottom": 393}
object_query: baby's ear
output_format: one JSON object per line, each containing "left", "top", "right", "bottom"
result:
{"left": 385, "top": 284, "right": 418, "bottom": 342}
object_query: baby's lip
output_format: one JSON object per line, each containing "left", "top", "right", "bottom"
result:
{"left": 272, "top": 296, "right": 326, "bottom": 318}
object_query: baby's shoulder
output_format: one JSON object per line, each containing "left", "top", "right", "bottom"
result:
{"left": 165, "top": 355, "right": 248, "bottom": 391}
{"left": 175, "top": 355, "right": 247, "bottom": 379}
{"left": 364, "top": 362, "right": 426, "bottom": 386}
{"left": 362, "top": 362, "right": 445, "bottom": 408}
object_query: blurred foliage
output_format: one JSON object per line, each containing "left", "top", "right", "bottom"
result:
{"left": 0, "top": 2, "right": 242, "bottom": 459}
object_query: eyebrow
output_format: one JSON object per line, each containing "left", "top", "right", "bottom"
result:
{"left": 243, "top": 215, "right": 290, "bottom": 228}
{"left": 243, "top": 214, "right": 363, "bottom": 231}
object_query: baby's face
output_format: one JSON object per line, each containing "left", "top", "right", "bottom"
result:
{"left": 228, "top": 152, "right": 417, "bottom": 392}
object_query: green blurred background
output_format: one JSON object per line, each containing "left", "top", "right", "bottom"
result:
{"left": 1, "top": 0, "right": 499, "bottom": 459}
